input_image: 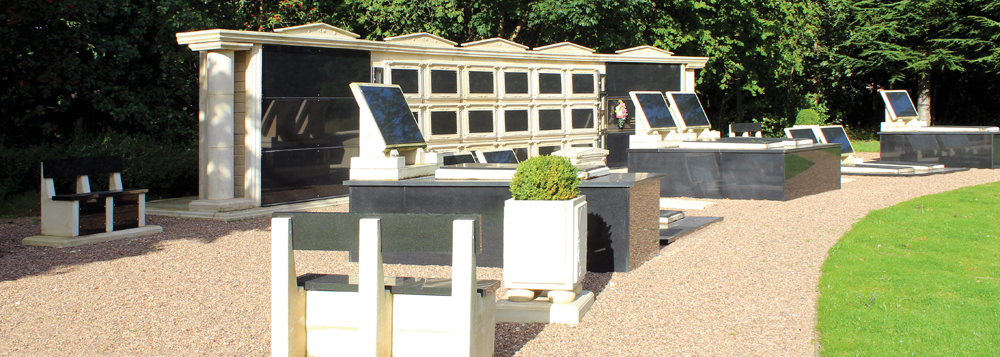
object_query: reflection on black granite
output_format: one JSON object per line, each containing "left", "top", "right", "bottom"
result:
{"left": 880, "top": 132, "right": 999, "bottom": 168}
{"left": 605, "top": 63, "right": 681, "bottom": 97}
{"left": 628, "top": 146, "right": 841, "bottom": 200}
{"left": 587, "top": 212, "right": 614, "bottom": 272}
{"left": 668, "top": 93, "right": 711, "bottom": 128}
{"left": 538, "top": 146, "right": 560, "bottom": 156}
{"left": 468, "top": 71, "right": 494, "bottom": 94}
{"left": 481, "top": 150, "right": 519, "bottom": 163}
{"left": 358, "top": 86, "right": 426, "bottom": 148}
{"left": 884, "top": 91, "right": 918, "bottom": 117}
{"left": 787, "top": 128, "right": 819, "bottom": 143}
{"left": 262, "top": 45, "right": 369, "bottom": 98}
{"left": 538, "top": 73, "right": 562, "bottom": 94}
{"left": 634, "top": 93, "right": 678, "bottom": 131}
{"left": 572, "top": 73, "right": 595, "bottom": 94}
{"left": 262, "top": 147, "right": 355, "bottom": 205}
{"left": 820, "top": 126, "right": 854, "bottom": 154}
{"left": 538, "top": 109, "right": 562, "bottom": 131}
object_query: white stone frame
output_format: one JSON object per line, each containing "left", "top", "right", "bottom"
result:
{"left": 463, "top": 66, "right": 498, "bottom": 100}
{"left": 463, "top": 106, "right": 498, "bottom": 139}
{"left": 499, "top": 67, "right": 531, "bottom": 100}
{"left": 385, "top": 63, "right": 423, "bottom": 100}
{"left": 426, "top": 63, "right": 462, "bottom": 101}
{"left": 426, "top": 106, "right": 462, "bottom": 140}
{"left": 499, "top": 105, "right": 531, "bottom": 138}
{"left": 567, "top": 105, "right": 599, "bottom": 134}
{"left": 535, "top": 68, "right": 566, "bottom": 100}
{"left": 244, "top": 45, "right": 263, "bottom": 206}
{"left": 568, "top": 70, "right": 599, "bottom": 99}
{"left": 534, "top": 106, "right": 567, "bottom": 135}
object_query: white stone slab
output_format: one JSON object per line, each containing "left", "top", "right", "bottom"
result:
{"left": 659, "top": 198, "right": 715, "bottom": 210}
{"left": 495, "top": 290, "right": 595, "bottom": 324}
{"left": 22, "top": 225, "right": 163, "bottom": 248}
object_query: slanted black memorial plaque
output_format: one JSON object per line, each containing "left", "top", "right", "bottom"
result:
{"left": 667, "top": 92, "right": 711, "bottom": 129}
{"left": 787, "top": 128, "right": 819, "bottom": 144}
{"left": 480, "top": 150, "right": 519, "bottom": 164}
{"left": 882, "top": 90, "right": 918, "bottom": 119}
{"left": 820, "top": 126, "right": 854, "bottom": 154}
{"left": 357, "top": 85, "right": 426, "bottom": 150}
{"left": 632, "top": 92, "right": 679, "bottom": 132}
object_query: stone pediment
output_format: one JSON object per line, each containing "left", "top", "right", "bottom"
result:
{"left": 383, "top": 32, "right": 458, "bottom": 48}
{"left": 273, "top": 23, "right": 360, "bottom": 39}
{"left": 615, "top": 45, "right": 674, "bottom": 57}
{"left": 532, "top": 42, "right": 595, "bottom": 55}
{"left": 461, "top": 38, "right": 530, "bottom": 52}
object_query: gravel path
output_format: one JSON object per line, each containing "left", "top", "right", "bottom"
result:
{"left": 2, "top": 160, "right": 998, "bottom": 356}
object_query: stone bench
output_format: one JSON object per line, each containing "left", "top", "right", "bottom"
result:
{"left": 24, "top": 155, "right": 161, "bottom": 247}
{"left": 271, "top": 212, "right": 498, "bottom": 357}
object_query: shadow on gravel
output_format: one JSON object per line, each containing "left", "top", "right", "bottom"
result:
{"left": 0, "top": 215, "right": 270, "bottom": 282}
{"left": 494, "top": 322, "right": 547, "bottom": 357}
{"left": 584, "top": 271, "right": 613, "bottom": 297}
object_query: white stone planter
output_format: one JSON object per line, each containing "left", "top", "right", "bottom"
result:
{"left": 503, "top": 196, "right": 587, "bottom": 302}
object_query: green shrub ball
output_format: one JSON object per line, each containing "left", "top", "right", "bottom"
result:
{"left": 509, "top": 156, "right": 581, "bottom": 200}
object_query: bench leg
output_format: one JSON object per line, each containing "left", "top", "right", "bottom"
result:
{"left": 359, "top": 218, "right": 392, "bottom": 357}
{"left": 452, "top": 219, "right": 476, "bottom": 356}
{"left": 271, "top": 217, "right": 306, "bottom": 357}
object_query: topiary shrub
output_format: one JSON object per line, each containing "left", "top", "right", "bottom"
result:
{"left": 795, "top": 108, "right": 825, "bottom": 126}
{"left": 509, "top": 156, "right": 580, "bottom": 200}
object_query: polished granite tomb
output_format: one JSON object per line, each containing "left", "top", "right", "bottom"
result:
{"left": 345, "top": 173, "right": 663, "bottom": 272}
{"left": 879, "top": 131, "right": 1000, "bottom": 169}
{"left": 628, "top": 142, "right": 841, "bottom": 201}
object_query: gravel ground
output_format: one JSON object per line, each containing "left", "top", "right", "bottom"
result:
{"left": 2, "top": 158, "right": 998, "bottom": 356}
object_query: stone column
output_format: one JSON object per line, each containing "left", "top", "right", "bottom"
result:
{"left": 204, "top": 50, "right": 236, "bottom": 201}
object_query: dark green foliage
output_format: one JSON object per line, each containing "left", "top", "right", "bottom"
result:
{"left": 0, "top": 131, "right": 197, "bottom": 201}
{"left": 509, "top": 156, "right": 580, "bottom": 201}
{"left": 795, "top": 109, "right": 824, "bottom": 126}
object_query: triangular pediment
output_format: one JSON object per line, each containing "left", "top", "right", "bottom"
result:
{"left": 615, "top": 45, "right": 674, "bottom": 57}
{"left": 383, "top": 32, "right": 458, "bottom": 48}
{"left": 532, "top": 42, "right": 595, "bottom": 55}
{"left": 273, "top": 23, "right": 360, "bottom": 39}
{"left": 461, "top": 38, "right": 530, "bottom": 52}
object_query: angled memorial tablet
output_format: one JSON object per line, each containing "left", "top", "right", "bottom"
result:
{"left": 629, "top": 91, "right": 680, "bottom": 133}
{"left": 880, "top": 90, "right": 918, "bottom": 121}
{"left": 819, "top": 125, "right": 855, "bottom": 155}
{"left": 349, "top": 83, "right": 442, "bottom": 180}
{"left": 784, "top": 126, "right": 822, "bottom": 144}
{"left": 665, "top": 92, "right": 711, "bottom": 130}
{"left": 351, "top": 83, "right": 426, "bottom": 153}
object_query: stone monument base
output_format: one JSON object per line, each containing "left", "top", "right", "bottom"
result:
{"left": 495, "top": 290, "right": 595, "bottom": 324}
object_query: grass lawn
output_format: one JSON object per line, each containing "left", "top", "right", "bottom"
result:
{"left": 852, "top": 140, "right": 879, "bottom": 153}
{"left": 817, "top": 182, "right": 1000, "bottom": 356}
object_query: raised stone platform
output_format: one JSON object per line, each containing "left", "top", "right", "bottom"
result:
{"left": 23, "top": 225, "right": 163, "bottom": 248}
{"left": 496, "top": 290, "right": 596, "bottom": 324}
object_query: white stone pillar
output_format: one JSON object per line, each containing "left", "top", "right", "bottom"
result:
{"left": 204, "top": 50, "right": 236, "bottom": 201}
{"left": 684, "top": 66, "right": 697, "bottom": 92}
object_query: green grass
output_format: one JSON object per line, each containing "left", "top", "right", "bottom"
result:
{"left": 817, "top": 182, "right": 1000, "bottom": 356}
{"left": 852, "top": 140, "right": 880, "bottom": 153}
{"left": 0, "top": 191, "right": 40, "bottom": 218}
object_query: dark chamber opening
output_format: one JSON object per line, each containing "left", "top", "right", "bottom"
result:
{"left": 261, "top": 45, "right": 371, "bottom": 206}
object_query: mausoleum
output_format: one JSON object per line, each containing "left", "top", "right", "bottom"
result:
{"left": 175, "top": 23, "right": 708, "bottom": 211}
